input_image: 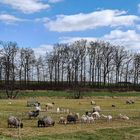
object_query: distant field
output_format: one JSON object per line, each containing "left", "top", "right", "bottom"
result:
{"left": 0, "top": 94, "right": 140, "bottom": 140}
{"left": 15, "top": 90, "right": 140, "bottom": 98}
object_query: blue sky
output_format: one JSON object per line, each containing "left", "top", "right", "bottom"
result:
{"left": 0, "top": 0, "right": 140, "bottom": 54}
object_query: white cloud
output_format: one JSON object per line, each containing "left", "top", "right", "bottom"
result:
{"left": 0, "top": 0, "right": 50, "bottom": 14}
{"left": 60, "top": 30, "right": 140, "bottom": 51}
{"left": 45, "top": 9, "right": 139, "bottom": 32}
{"left": 48, "top": 0, "right": 63, "bottom": 3}
{"left": 102, "top": 30, "right": 140, "bottom": 50}
{"left": 33, "top": 44, "right": 53, "bottom": 58}
{"left": 0, "top": 14, "right": 23, "bottom": 24}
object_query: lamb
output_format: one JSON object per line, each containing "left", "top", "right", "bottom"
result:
{"left": 93, "top": 106, "right": 101, "bottom": 112}
{"left": 7, "top": 116, "right": 23, "bottom": 128}
{"left": 38, "top": 116, "right": 55, "bottom": 127}
{"left": 101, "top": 114, "right": 112, "bottom": 122}
{"left": 59, "top": 117, "right": 67, "bottom": 124}
{"left": 118, "top": 114, "right": 129, "bottom": 120}
{"left": 81, "top": 114, "right": 94, "bottom": 123}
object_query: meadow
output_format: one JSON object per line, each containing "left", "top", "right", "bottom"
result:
{"left": 0, "top": 90, "right": 140, "bottom": 140}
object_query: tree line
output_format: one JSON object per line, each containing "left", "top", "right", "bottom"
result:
{"left": 0, "top": 40, "right": 140, "bottom": 92}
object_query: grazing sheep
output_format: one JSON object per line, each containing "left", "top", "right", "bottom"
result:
{"left": 46, "top": 103, "right": 54, "bottom": 110}
{"left": 118, "top": 114, "right": 129, "bottom": 120}
{"left": 93, "top": 106, "right": 101, "bottom": 112}
{"left": 67, "top": 113, "right": 79, "bottom": 124}
{"left": 7, "top": 116, "right": 23, "bottom": 128}
{"left": 91, "top": 100, "right": 96, "bottom": 105}
{"left": 28, "top": 110, "right": 39, "bottom": 119}
{"left": 92, "top": 111, "right": 100, "bottom": 120}
{"left": 101, "top": 114, "right": 112, "bottom": 122}
{"left": 38, "top": 116, "right": 55, "bottom": 127}
{"left": 59, "top": 117, "right": 67, "bottom": 124}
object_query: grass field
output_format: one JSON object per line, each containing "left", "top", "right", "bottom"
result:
{"left": 0, "top": 90, "right": 140, "bottom": 140}
{"left": 15, "top": 90, "right": 140, "bottom": 98}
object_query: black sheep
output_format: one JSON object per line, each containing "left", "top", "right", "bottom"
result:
{"left": 67, "top": 114, "right": 79, "bottom": 124}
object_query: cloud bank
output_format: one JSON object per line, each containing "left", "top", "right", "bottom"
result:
{"left": 45, "top": 10, "right": 139, "bottom": 32}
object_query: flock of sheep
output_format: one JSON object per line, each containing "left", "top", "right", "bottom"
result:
{"left": 7, "top": 99, "right": 133, "bottom": 128}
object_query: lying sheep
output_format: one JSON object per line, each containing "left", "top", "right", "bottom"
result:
{"left": 93, "top": 106, "right": 101, "bottom": 112}
{"left": 7, "top": 116, "right": 23, "bottom": 128}
{"left": 91, "top": 100, "right": 96, "bottom": 105}
{"left": 118, "top": 114, "right": 129, "bottom": 120}
{"left": 126, "top": 100, "right": 135, "bottom": 104}
{"left": 38, "top": 116, "right": 55, "bottom": 127}
{"left": 28, "top": 110, "right": 39, "bottom": 119}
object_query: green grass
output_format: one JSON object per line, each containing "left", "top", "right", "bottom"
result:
{"left": 1, "top": 127, "right": 140, "bottom": 140}
{"left": 1, "top": 91, "right": 140, "bottom": 139}
{"left": 13, "top": 90, "right": 140, "bottom": 98}
{"left": 1, "top": 90, "right": 140, "bottom": 99}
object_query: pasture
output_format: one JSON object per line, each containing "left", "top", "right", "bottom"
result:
{"left": 0, "top": 91, "right": 140, "bottom": 140}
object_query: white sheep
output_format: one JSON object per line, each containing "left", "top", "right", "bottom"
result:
{"left": 86, "top": 116, "right": 94, "bottom": 123}
{"left": 81, "top": 115, "right": 87, "bottom": 123}
{"left": 101, "top": 114, "right": 112, "bottom": 122}
{"left": 91, "top": 100, "right": 96, "bottom": 105}
{"left": 81, "top": 115, "right": 94, "bottom": 123}
{"left": 92, "top": 111, "right": 100, "bottom": 120}
{"left": 46, "top": 103, "right": 54, "bottom": 110}
{"left": 59, "top": 117, "right": 67, "bottom": 124}
{"left": 119, "top": 114, "right": 129, "bottom": 120}
{"left": 56, "top": 107, "right": 60, "bottom": 113}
